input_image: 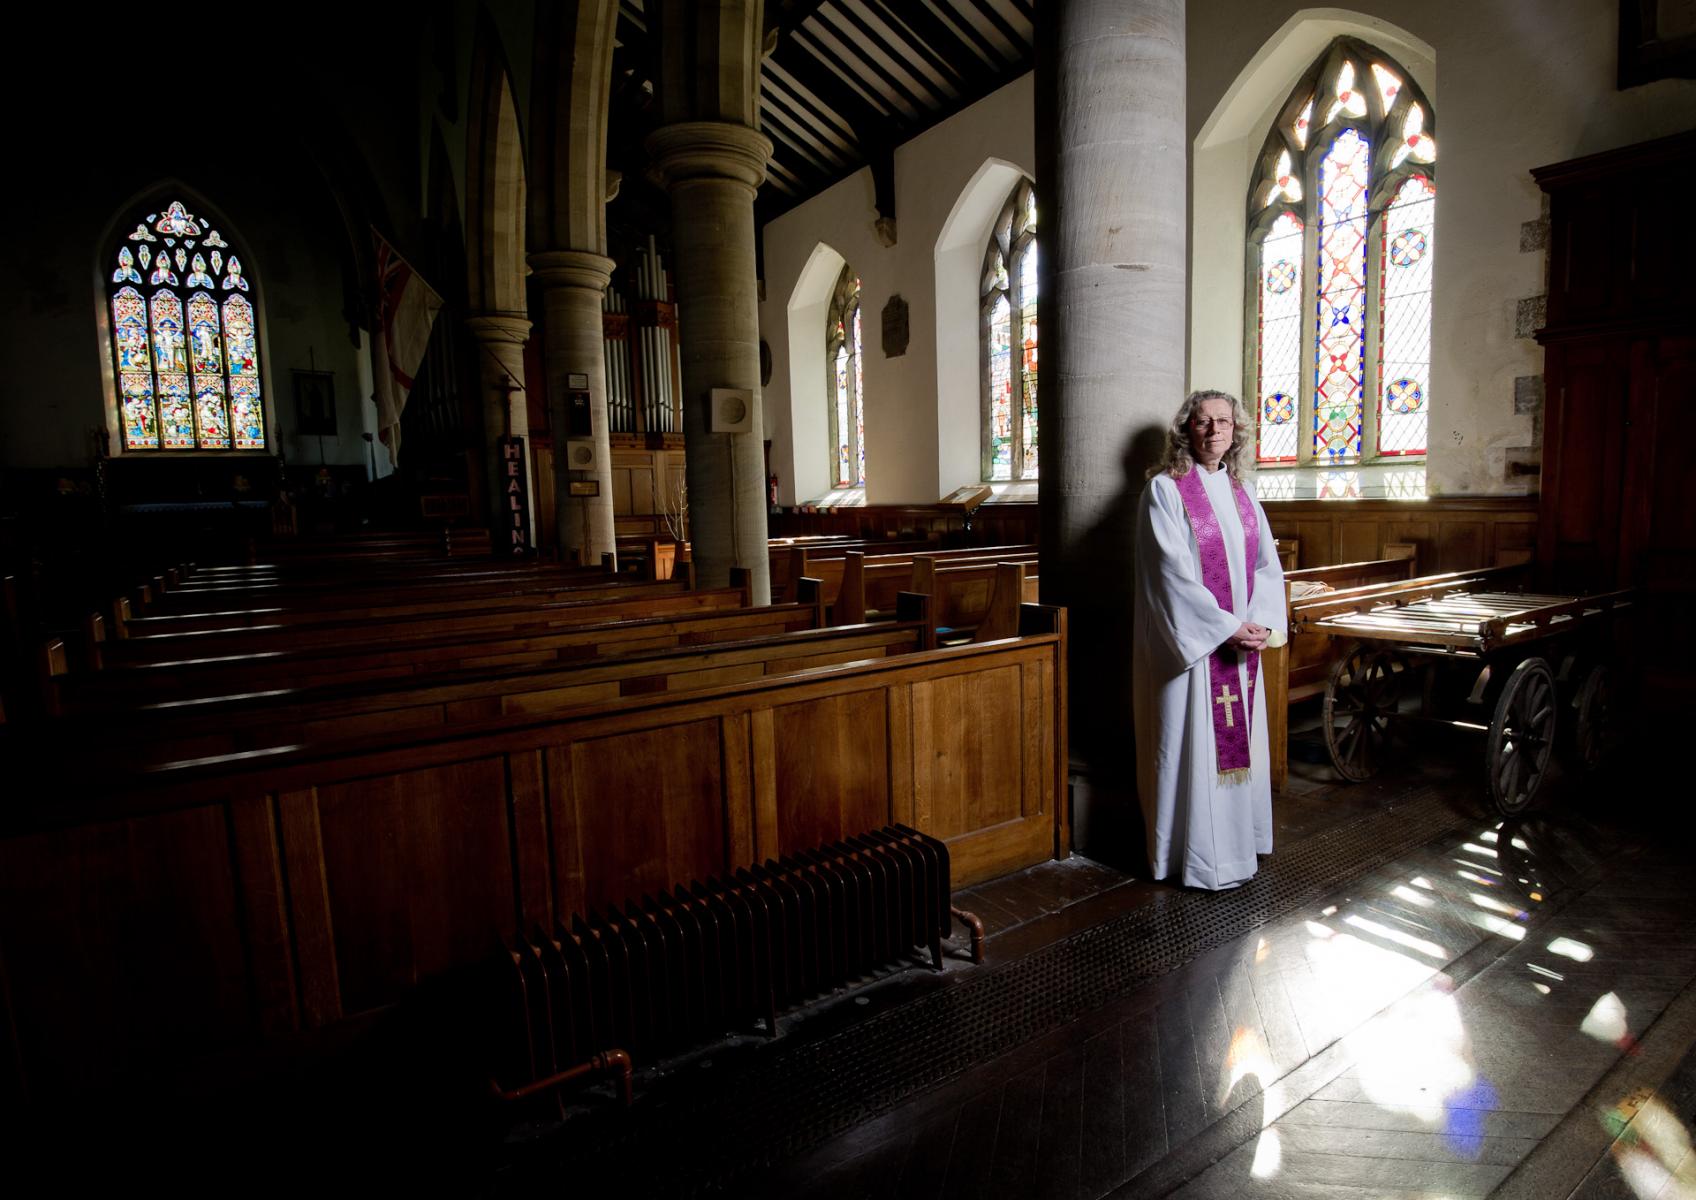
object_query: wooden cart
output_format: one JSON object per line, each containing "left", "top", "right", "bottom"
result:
{"left": 1290, "top": 569, "right": 1633, "bottom": 815}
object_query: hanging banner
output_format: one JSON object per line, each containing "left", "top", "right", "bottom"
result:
{"left": 497, "top": 436, "right": 532, "bottom": 557}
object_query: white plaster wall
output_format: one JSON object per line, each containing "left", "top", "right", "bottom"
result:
{"left": 1189, "top": 2, "right": 1696, "bottom": 496}
{"left": 761, "top": 74, "right": 1035, "bottom": 504}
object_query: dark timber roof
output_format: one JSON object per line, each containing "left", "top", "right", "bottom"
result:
{"left": 616, "top": 0, "right": 1036, "bottom": 226}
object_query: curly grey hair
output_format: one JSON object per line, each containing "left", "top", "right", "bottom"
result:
{"left": 1146, "top": 389, "right": 1254, "bottom": 482}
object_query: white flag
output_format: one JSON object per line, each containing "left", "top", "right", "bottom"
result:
{"left": 371, "top": 230, "right": 443, "bottom": 466}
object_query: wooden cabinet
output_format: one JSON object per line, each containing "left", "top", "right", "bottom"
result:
{"left": 1534, "top": 133, "right": 1696, "bottom": 592}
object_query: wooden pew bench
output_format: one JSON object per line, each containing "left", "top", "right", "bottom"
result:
{"left": 60, "top": 618, "right": 930, "bottom": 765}
{"left": 1265, "top": 550, "right": 1419, "bottom": 790}
{"left": 834, "top": 544, "right": 1039, "bottom": 625}
{"left": 43, "top": 588, "right": 824, "bottom": 714}
{"left": 2, "top": 603, "right": 1066, "bottom": 1105}
{"left": 909, "top": 553, "right": 1043, "bottom": 644}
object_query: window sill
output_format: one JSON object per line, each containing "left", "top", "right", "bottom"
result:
{"left": 805, "top": 486, "right": 867, "bottom": 508}
{"left": 1252, "top": 461, "right": 1427, "bottom": 501}
{"left": 982, "top": 480, "right": 1039, "bottom": 503}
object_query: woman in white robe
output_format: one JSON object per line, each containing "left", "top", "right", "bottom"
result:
{"left": 1133, "top": 391, "right": 1287, "bottom": 890}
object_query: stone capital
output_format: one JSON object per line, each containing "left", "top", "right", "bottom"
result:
{"left": 527, "top": 249, "right": 616, "bottom": 292}
{"left": 645, "top": 121, "right": 773, "bottom": 192}
{"left": 463, "top": 312, "right": 532, "bottom": 345}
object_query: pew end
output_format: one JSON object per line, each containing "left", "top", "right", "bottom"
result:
{"left": 109, "top": 595, "right": 131, "bottom": 640}
{"left": 838, "top": 552, "right": 867, "bottom": 624}
{"left": 729, "top": 566, "right": 753, "bottom": 608}
{"left": 36, "top": 637, "right": 68, "bottom": 717}
{"left": 974, "top": 562, "right": 1029, "bottom": 643}
{"left": 894, "top": 591, "right": 935, "bottom": 650}
{"left": 794, "top": 576, "right": 827, "bottom": 629}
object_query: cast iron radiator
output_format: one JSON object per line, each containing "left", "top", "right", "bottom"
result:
{"left": 489, "top": 824, "right": 953, "bottom": 1097}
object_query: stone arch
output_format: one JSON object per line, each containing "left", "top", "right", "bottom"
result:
{"left": 466, "top": 32, "right": 528, "bottom": 315}
{"left": 934, "top": 158, "right": 1030, "bottom": 491}
{"left": 785, "top": 241, "right": 850, "bottom": 504}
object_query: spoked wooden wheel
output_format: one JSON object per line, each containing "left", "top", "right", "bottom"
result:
{"left": 1486, "top": 657, "right": 1557, "bottom": 815}
{"left": 1323, "top": 642, "right": 1405, "bottom": 782}
{"left": 1567, "top": 663, "right": 1620, "bottom": 771}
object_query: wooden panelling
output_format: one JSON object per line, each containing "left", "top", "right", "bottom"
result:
{"left": 559, "top": 720, "right": 725, "bottom": 915}
{"left": 0, "top": 805, "right": 252, "bottom": 1099}
{"left": 1264, "top": 497, "right": 1538, "bottom": 574}
{"left": 772, "top": 691, "right": 890, "bottom": 855}
{"left": 911, "top": 664, "right": 1026, "bottom": 840}
{"left": 1, "top": 630, "right": 1065, "bottom": 1103}
{"left": 315, "top": 758, "right": 516, "bottom": 1018}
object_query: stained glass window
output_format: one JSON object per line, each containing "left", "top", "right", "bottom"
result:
{"left": 1248, "top": 39, "right": 1436, "bottom": 466}
{"left": 104, "top": 199, "right": 266, "bottom": 451}
{"left": 982, "top": 179, "right": 1039, "bottom": 481}
{"left": 826, "top": 264, "right": 864, "bottom": 487}
{"left": 1256, "top": 212, "right": 1304, "bottom": 463}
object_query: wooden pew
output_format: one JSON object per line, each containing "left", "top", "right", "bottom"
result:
{"left": 60, "top": 618, "right": 931, "bottom": 765}
{"left": 98, "top": 580, "right": 736, "bottom": 668}
{"left": 1266, "top": 548, "right": 1419, "bottom": 791}
{"left": 910, "top": 553, "right": 1044, "bottom": 643}
{"left": 834, "top": 544, "right": 1039, "bottom": 625}
{"left": 43, "top": 587, "right": 824, "bottom": 715}
{"left": 1, "top": 604, "right": 1067, "bottom": 1105}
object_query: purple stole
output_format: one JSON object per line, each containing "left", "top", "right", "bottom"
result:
{"left": 1172, "top": 467, "right": 1260, "bottom": 785}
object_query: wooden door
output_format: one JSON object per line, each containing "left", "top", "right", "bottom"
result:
{"left": 1537, "top": 336, "right": 1632, "bottom": 591}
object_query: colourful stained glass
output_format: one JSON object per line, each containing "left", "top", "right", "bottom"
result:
{"left": 834, "top": 343, "right": 851, "bottom": 484}
{"left": 203, "top": 229, "right": 227, "bottom": 247}
{"left": 154, "top": 200, "right": 203, "bottom": 236}
{"left": 149, "top": 253, "right": 178, "bottom": 287}
{"left": 210, "top": 250, "right": 223, "bottom": 275}
{"left": 1263, "top": 148, "right": 1302, "bottom": 208}
{"left": 138, "top": 244, "right": 151, "bottom": 269}
{"left": 185, "top": 253, "right": 214, "bottom": 289}
{"left": 188, "top": 292, "right": 230, "bottom": 448}
{"left": 230, "top": 377, "right": 264, "bottom": 449}
{"left": 120, "top": 372, "right": 158, "bottom": 449}
{"left": 158, "top": 372, "right": 195, "bottom": 448}
{"left": 128, "top": 223, "right": 157, "bottom": 242}
{"left": 1324, "top": 60, "right": 1368, "bottom": 126}
{"left": 223, "top": 295, "right": 257, "bottom": 376}
{"left": 221, "top": 256, "right": 249, "bottom": 291}
{"left": 1313, "top": 130, "right": 1369, "bottom": 462}
{"left": 1292, "top": 97, "right": 1313, "bottom": 148}
{"left": 1379, "top": 174, "right": 1435, "bottom": 455}
{"left": 150, "top": 291, "right": 187, "bottom": 374}
{"left": 988, "top": 294, "right": 1012, "bottom": 480}
{"left": 112, "top": 247, "right": 142, "bottom": 284}
{"left": 1392, "top": 103, "right": 1436, "bottom": 168}
{"left": 111, "top": 287, "right": 151, "bottom": 373}
{"left": 1257, "top": 212, "right": 1303, "bottom": 463}
{"left": 1371, "top": 64, "right": 1403, "bottom": 110}
{"left": 1017, "top": 240, "right": 1039, "bottom": 478}
{"left": 852, "top": 304, "right": 864, "bottom": 485}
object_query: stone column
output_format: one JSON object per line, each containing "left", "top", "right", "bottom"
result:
{"left": 465, "top": 312, "right": 535, "bottom": 548}
{"left": 1037, "top": 0, "right": 1188, "bottom": 855}
{"left": 529, "top": 249, "right": 617, "bottom": 566}
{"left": 647, "top": 122, "right": 773, "bottom": 603}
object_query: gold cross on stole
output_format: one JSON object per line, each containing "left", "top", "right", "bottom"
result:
{"left": 1215, "top": 683, "right": 1240, "bottom": 727}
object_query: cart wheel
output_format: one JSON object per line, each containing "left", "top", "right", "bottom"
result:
{"left": 1323, "top": 642, "right": 1403, "bottom": 782}
{"left": 1567, "top": 663, "right": 1619, "bottom": 771}
{"left": 1486, "top": 657, "right": 1557, "bottom": 816}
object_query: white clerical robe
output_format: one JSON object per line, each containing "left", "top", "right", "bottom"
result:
{"left": 1133, "top": 466, "right": 1286, "bottom": 890}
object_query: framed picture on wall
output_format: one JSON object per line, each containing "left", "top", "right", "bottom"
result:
{"left": 293, "top": 369, "right": 338, "bottom": 436}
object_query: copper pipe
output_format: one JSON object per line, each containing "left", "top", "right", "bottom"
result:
{"left": 489, "top": 1048, "right": 633, "bottom": 1108}
{"left": 951, "top": 906, "right": 985, "bottom": 964}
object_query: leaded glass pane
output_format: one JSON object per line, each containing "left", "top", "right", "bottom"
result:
{"left": 1256, "top": 212, "right": 1303, "bottom": 463}
{"left": 1314, "top": 129, "right": 1369, "bottom": 462}
{"left": 834, "top": 342, "right": 851, "bottom": 485}
{"left": 105, "top": 199, "right": 265, "bottom": 450}
{"left": 188, "top": 292, "right": 231, "bottom": 449}
{"left": 852, "top": 303, "right": 865, "bottom": 485}
{"left": 1324, "top": 60, "right": 1368, "bottom": 126}
{"left": 988, "top": 294, "right": 1012, "bottom": 481}
{"left": 1379, "top": 175, "right": 1434, "bottom": 456}
{"left": 1292, "top": 97, "right": 1313, "bottom": 148}
{"left": 1371, "top": 64, "right": 1402, "bottom": 110}
{"left": 1017, "top": 241, "right": 1039, "bottom": 478}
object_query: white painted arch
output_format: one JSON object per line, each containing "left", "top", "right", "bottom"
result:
{"left": 785, "top": 240, "right": 850, "bottom": 505}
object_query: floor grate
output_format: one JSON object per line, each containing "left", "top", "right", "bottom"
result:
{"left": 495, "top": 787, "right": 1479, "bottom": 1196}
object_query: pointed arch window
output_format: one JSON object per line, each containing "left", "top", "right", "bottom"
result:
{"left": 982, "top": 179, "right": 1039, "bottom": 480}
{"left": 105, "top": 199, "right": 267, "bottom": 451}
{"left": 1248, "top": 40, "right": 1435, "bottom": 465}
{"left": 826, "top": 263, "right": 864, "bottom": 487}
